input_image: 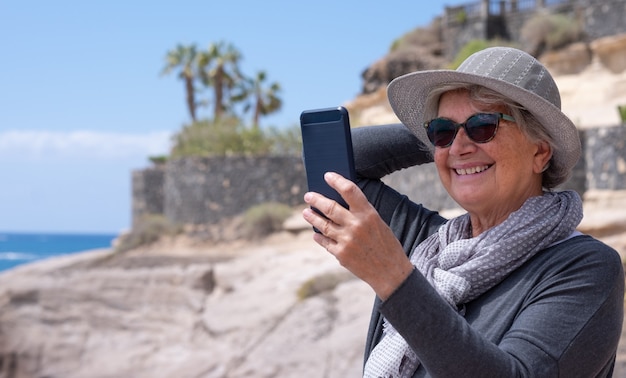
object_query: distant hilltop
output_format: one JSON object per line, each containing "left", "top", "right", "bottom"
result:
{"left": 346, "top": 0, "right": 626, "bottom": 128}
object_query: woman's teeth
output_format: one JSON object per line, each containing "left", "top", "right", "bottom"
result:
{"left": 455, "top": 165, "right": 490, "bottom": 175}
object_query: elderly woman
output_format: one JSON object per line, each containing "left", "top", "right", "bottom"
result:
{"left": 302, "top": 47, "right": 624, "bottom": 377}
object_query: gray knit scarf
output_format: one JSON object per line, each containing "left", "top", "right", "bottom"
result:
{"left": 363, "top": 190, "right": 583, "bottom": 378}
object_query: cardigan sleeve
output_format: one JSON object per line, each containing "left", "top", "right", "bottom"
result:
{"left": 379, "top": 236, "right": 624, "bottom": 377}
{"left": 351, "top": 123, "right": 433, "bottom": 179}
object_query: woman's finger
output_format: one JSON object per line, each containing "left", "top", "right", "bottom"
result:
{"left": 303, "top": 188, "right": 347, "bottom": 231}
{"left": 323, "top": 172, "right": 369, "bottom": 212}
{"left": 302, "top": 206, "right": 335, "bottom": 237}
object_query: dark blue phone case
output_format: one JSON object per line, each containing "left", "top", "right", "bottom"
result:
{"left": 300, "top": 106, "right": 356, "bottom": 232}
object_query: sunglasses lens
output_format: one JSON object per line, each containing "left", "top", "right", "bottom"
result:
{"left": 465, "top": 114, "right": 498, "bottom": 143}
{"left": 426, "top": 113, "right": 506, "bottom": 147}
{"left": 427, "top": 119, "right": 457, "bottom": 147}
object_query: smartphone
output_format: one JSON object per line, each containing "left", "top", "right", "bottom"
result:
{"left": 300, "top": 106, "right": 356, "bottom": 231}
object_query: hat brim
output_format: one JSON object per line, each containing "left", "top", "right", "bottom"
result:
{"left": 387, "top": 70, "right": 581, "bottom": 177}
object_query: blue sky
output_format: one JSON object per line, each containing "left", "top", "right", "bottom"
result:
{"left": 0, "top": 1, "right": 467, "bottom": 234}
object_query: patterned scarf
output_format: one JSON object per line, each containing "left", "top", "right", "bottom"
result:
{"left": 363, "top": 190, "right": 583, "bottom": 378}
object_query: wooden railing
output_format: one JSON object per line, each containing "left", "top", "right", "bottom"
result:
{"left": 446, "top": 0, "right": 574, "bottom": 21}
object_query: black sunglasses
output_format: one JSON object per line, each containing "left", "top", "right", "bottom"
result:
{"left": 424, "top": 112, "right": 516, "bottom": 148}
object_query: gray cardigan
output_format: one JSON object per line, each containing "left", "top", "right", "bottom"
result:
{"left": 353, "top": 124, "right": 624, "bottom": 377}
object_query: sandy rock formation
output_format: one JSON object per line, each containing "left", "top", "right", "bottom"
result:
{"left": 360, "top": 20, "right": 446, "bottom": 95}
{"left": 554, "top": 34, "right": 626, "bottom": 128}
{"left": 348, "top": 33, "right": 626, "bottom": 129}
{"left": 0, "top": 233, "right": 373, "bottom": 378}
{"left": 347, "top": 22, "right": 447, "bottom": 127}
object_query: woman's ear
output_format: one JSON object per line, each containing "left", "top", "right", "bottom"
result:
{"left": 533, "top": 140, "right": 552, "bottom": 174}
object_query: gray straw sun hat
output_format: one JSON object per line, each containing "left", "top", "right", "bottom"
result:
{"left": 387, "top": 46, "right": 581, "bottom": 180}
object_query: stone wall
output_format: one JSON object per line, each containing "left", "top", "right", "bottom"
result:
{"left": 161, "top": 156, "right": 306, "bottom": 225}
{"left": 562, "top": 131, "right": 587, "bottom": 195}
{"left": 586, "top": 125, "right": 626, "bottom": 189}
{"left": 131, "top": 167, "right": 165, "bottom": 226}
{"left": 583, "top": 0, "right": 626, "bottom": 40}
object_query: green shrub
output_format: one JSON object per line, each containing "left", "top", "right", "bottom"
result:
{"left": 148, "top": 155, "right": 168, "bottom": 165}
{"left": 455, "top": 9, "right": 467, "bottom": 24}
{"left": 171, "top": 117, "right": 247, "bottom": 157}
{"left": 390, "top": 23, "right": 441, "bottom": 53}
{"left": 449, "top": 40, "right": 492, "bottom": 69}
{"left": 545, "top": 14, "right": 583, "bottom": 50}
{"left": 115, "top": 214, "right": 183, "bottom": 252}
{"left": 170, "top": 117, "right": 301, "bottom": 158}
{"left": 449, "top": 39, "right": 520, "bottom": 69}
{"left": 390, "top": 38, "right": 403, "bottom": 52}
{"left": 618, "top": 105, "right": 626, "bottom": 123}
{"left": 240, "top": 126, "right": 270, "bottom": 154}
{"left": 521, "top": 13, "right": 583, "bottom": 55}
{"left": 241, "top": 202, "right": 293, "bottom": 239}
{"left": 296, "top": 271, "right": 355, "bottom": 300}
{"left": 266, "top": 125, "right": 302, "bottom": 156}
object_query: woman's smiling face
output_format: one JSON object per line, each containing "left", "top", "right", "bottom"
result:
{"left": 434, "top": 89, "right": 551, "bottom": 229}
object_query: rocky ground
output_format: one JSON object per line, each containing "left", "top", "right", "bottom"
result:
{"left": 1, "top": 190, "right": 625, "bottom": 377}
{"left": 0, "top": 230, "right": 373, "bottom": 377}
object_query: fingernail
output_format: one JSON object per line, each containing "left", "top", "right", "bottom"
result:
{"left": 304, "top": 192, "right": 312, "bottom": 202}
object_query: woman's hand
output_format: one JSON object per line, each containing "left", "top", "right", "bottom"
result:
{"left": 302, "top": 172, "right": 414, "bottom": 300}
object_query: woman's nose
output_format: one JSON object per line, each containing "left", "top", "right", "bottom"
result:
{"left": 448, "top": 127, "right": 476, "bottom": 155}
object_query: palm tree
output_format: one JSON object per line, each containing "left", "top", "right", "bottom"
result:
{"left": 161, "top": 44, "right": 200, "bottom": 122}
{"left": 198, "top": 41, "right": 243, "bottom": 120}
{"left": 235, "top": 71, "right": 282, "bottom": 128}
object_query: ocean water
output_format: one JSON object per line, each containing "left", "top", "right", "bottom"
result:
{"left": 0, "top": 232, "right": 118, "bottom": 272}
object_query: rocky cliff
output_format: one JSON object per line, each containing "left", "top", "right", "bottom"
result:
{"left": 346, "top": 33, "right": 626, "bottom": 129}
